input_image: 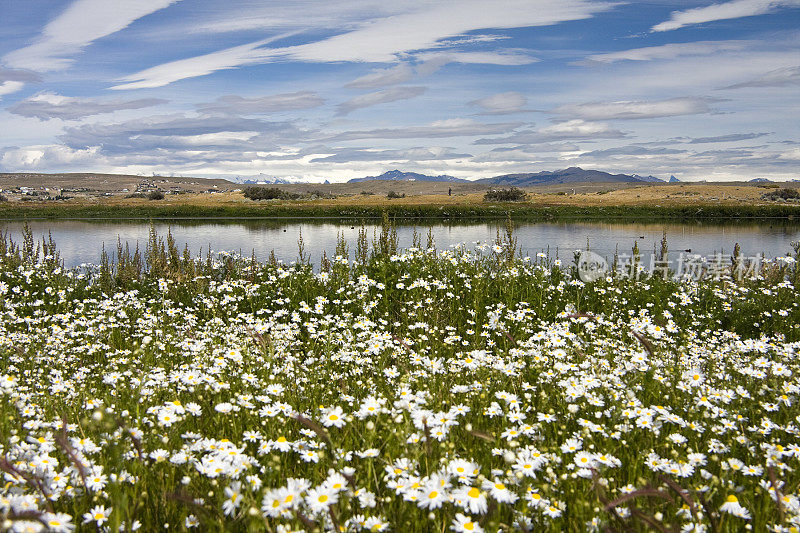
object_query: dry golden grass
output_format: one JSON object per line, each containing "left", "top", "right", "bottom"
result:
{"left": 137, "top": 183, "right": 788, "bottom": 208}
{"left": 3, "top": 172, "right": 795, "bottom": 210}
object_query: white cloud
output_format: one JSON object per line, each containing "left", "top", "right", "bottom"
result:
{"left": 9, "top": 92, "right": 167, "bottom": 120}
{"left": 0, "top": 81, "right": 26, "bottom": 100}
{"left": 59, "top": 113, "right": 309, "bottom": 153}
{"left": 1, "top": 144, "right": 101, "bottom": 170}
{"left": 473, "top": 119, "right": 626, "bottom": 144}
{"left": 113, "top": 0, "right": 612, "bottom": 89}
{"left": 345, "top": 64, "right": 415, "bottom": 88}
{"left": 579, "top": 145, "right": 686, "bottom": 157}
{"left": 469, "top": 92, "right": 528, "bottom": 115}
{"left": 470, "top": 144, "right": 580, "bottom": 162}
{"left": 725, "top": 65, "right": 800, "bottom": 88}
{"left": 554, "top": 97, "right": 716, "bottom": 120}
{"left": 3, "top": 0, "right": 182, "bottom": 72}
{"left": 413, "top": 50, "right": 538, "bottom": 67}
{"left": 0, "top": 68, "right": 43, "bottom": 100}
{"left": 0, "top": 68, "right": 42, "bottom": 83}
{"left": 275, "top": 0, "right": 610, "bottom": 63}
{"left": 309, "top": 146, "right": 472, "bottom": 163}
{"left": 779, "top": 147, "right": 800, "bottom": 160}
{"left": 565, "top": 49, "right": 800, "bottom": 95}
{"left": 327, "top": 118, "right": 523, "bottom": 141}
{"left": 651, "top": 0, "right": 800, "bottom": 32}
{"left": 336, "top": 87, "right": 427, "bottom": 116}
{"left": 582, "top": 40, "right": 750, "bottom": 64}
{"left": 196, "top": 92, "right": 324, "bottom": 115}
{"left": 690, "top": 132, "right": 771, "bottom": 143}
{"left": 189, "top": 1, "right": 398, "bottom": 34}
{"left": 111, "top": 34, "right": 292, "bottom": 90}
{"left": 539, "top": 119, "right": 619, "bottom": 136}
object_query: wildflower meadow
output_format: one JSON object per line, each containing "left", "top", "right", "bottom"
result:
{"left": 1, "top": 221, "right": 799, "bottom": 532}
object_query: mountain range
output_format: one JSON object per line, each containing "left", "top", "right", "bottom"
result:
{"left": 477, "top": 167, "right": 663, "bottom": 186}
{"left": 347, "top": 170, "right": 467, "bottom": 183}
{"left": 238, "top": 167, "right": 681, "bottom": 185}
{"left": 343, "top": 167, "right": 677, "bottom": 185}
{"left": 240, "top": 174, "right": 305, "bottom": 185}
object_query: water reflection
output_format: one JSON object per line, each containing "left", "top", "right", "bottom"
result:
{"left": 1, "top": 219, "right": 797, "bottom": 269}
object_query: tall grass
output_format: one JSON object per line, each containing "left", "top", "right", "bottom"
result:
{"left": 0, "top": 222, "right": 798, "bottom": 532}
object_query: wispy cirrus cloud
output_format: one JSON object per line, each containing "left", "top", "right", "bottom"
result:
{"left": 188, "top": 1, "right": 398, "bottom": 34}
{"left": 553, "top": 97, "right": 717, "bottom": 120}
{"left": 690, "top": 132, "right": 771, "bottom": 143}
{"left": 60, "top": 113, "right": 309, "bottom": 154}
{"left": 345, "top": 64, "right": 415, "bottom": 88}
{"left": 0, "top": 82, "right": 25, "bottom": 100}
{"left": 581, "top": 40, "right": 751, "bottom": 64}
{"left": 0, "top": 67, "right": 43, "bottom": 83}
{"left": 9, "top": 92, "right": 167, "bottom": 120}
{"left": 469, "top": 92, "right": 529, "bottom": 115}
{"left": 579, "top": 145, "right": 686, "bottom": 157}
{"left": 469, "top": 143, "right": 581, "bottom": 162}
{"left": 2, "top": 0, "right": 182, "bottom": 72}
{"left": 0, "top": 67, "right": 39, "bottom": 100}
{"left": 112, "top": 0, "right": 612, "bottom": 89}
{"left": 257, "top": 0, "right": 609, "bottom": 64}
{"left": 309, "top": 146, "right": 472, "bottom": 163}
{"left": 343, "top": 51, "right": 538, "bottom": 90}
{"left": 651, "top": 0, "right": 800, "bottom": 32}
{"left": 336, "top": 87, "right": 427, "bottom": 116}
{"left": 111, "top": 34, "right": 294, "bottom": 91}
{"left": 474, "top": 119, "right": 625, "bottom": 144}
{"left": 196, "top": 92, "right": 324, "bottom": 115}
{"left": 327, "top": 118, "right": 523, "bottom": 142}
{"left": 724, "top": 65, "right": 800, "bottom": 88}
{"left": 412, "top": 50, "right": 538, "bottom": 67}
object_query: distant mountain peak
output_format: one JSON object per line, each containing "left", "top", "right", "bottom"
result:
{"left": 632, "top": 173, "right": 665, "bottom": 183}
{"left": 241, "top": 174, "right": 304, "bottom": 185}
{"left": 348, "top": 170, "right": 467, "bottom": 183}
{"left": 478, "top": 167, "right": 652, "bottom": 186}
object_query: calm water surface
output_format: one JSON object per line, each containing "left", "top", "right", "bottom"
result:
{"left": 1, "top": 219, "right": 798, "bottom": 269}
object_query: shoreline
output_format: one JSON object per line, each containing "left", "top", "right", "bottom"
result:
{"left": 1, "top": 202, "right": 799, "bottom": 221}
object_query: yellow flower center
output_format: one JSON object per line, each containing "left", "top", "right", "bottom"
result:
{"left": 468, "top": 487, "right": 480, "bottom": 498}
{"left": 726, "top": 495, "right": 738, "bottom": 503}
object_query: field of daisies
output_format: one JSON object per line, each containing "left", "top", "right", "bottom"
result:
{"left": 1, "top": 222, "right": 800, "bottom": 533}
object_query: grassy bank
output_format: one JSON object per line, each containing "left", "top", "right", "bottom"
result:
{"left": 2, "top": 201, "right": 799, "bottom": 221}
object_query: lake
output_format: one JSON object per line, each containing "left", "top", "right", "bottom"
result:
{"left": 1, "top": 219, "right": 798, "bottom": 269}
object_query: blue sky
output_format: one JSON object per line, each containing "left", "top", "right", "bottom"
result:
{"left": 0, "top": 0, "right": 798, "bottom": 182}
